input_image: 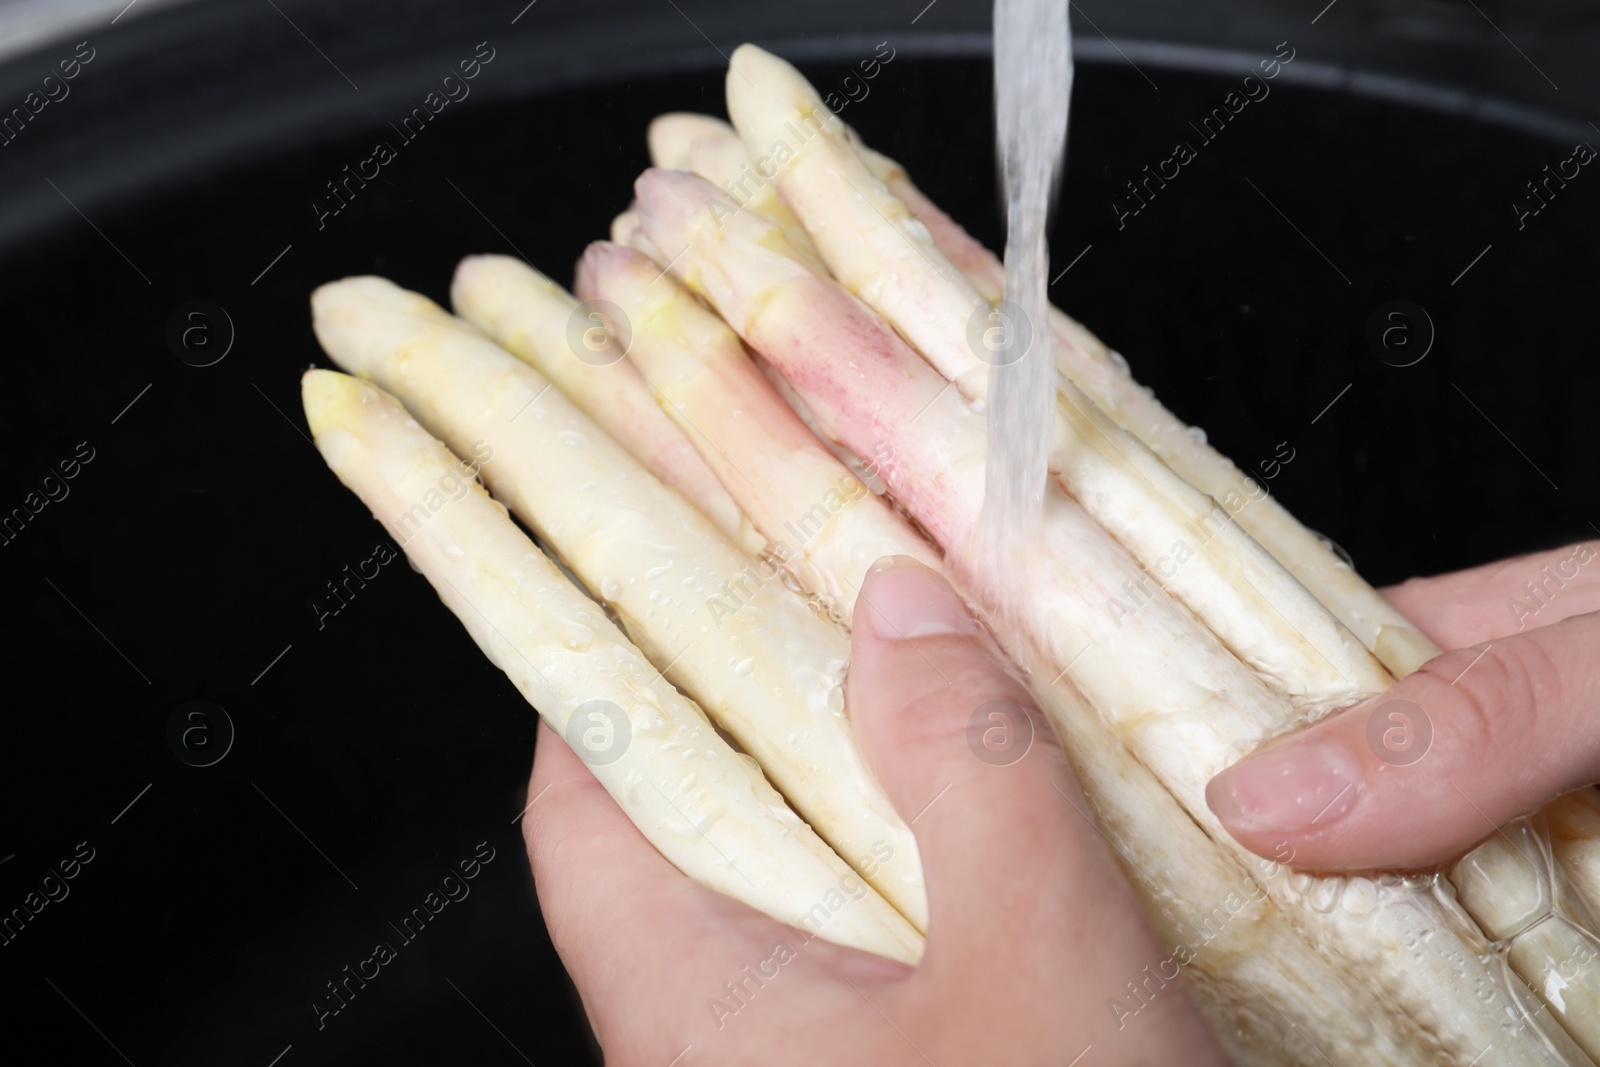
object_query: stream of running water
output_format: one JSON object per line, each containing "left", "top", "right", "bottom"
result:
{"left": 979, "top": 0, "right": 1072, "bottom": 557}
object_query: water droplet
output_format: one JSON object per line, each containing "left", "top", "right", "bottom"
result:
{"left": 1313, "top": 532, "right": 1355, "bottom": 569}
{"left": 1341, "top": 878, "right": 1378, "bottom": 914}
{"left": 1186, "top": 425, "right": 1208, "bottom": 445}
{"left": 558, "top": 430, "right": 588, "bottom": 448}
{"left": 732, "top": 657, "right": 755, "bottom": 676}
{"left": 601, "top": 577, "right": 622, "bottom": 600}
{"left": 1308, "top": 876, "right": 1342, "bottom": 913}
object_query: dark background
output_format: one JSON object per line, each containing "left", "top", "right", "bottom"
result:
{"left": 0, "top": 0, "right": 1596, "bottom": 1063}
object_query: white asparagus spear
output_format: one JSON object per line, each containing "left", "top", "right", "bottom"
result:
{"left": 634, "top": 167, "right": 1581, "bottom": 1065}
{"left": 720, "top": 44, "right": 1391, "bottom": 707}
{"left": 300, "top": 368, "right": 922, "bottom": 963}
{"left": 447, "top": 253, "right": 764, "bottom": 557}
{"left": 573, "top": 239, "right": 943, "bottom": 624}
{"left": 311, "top": 277, "right": 929, "bottom": 932}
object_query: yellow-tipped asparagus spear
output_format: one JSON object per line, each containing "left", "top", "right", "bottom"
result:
{"left": 301, "top": 368, "right": 922, "bottom": 962}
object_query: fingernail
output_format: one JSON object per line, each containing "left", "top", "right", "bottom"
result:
{"left": 1207, "top": 737, "right": 1366, "bottom": 834}
{"left": 864, "top": 557, "right": 981, "bottom": 640}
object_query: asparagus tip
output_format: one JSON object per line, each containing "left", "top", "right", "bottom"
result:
{"left": 301, "top": 367, "right": 369, "bottom": 441}
{"left": 574, "top": 239, "right": 637, "bottom": 304}
{"left": 647, "top": 111, "right": 737, "bottom": 169}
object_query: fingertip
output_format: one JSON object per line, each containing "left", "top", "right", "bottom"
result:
{"left": 1207, "top": 623, "right": 1600, "bottom": 872}
{"left": 854, "top": 555, "right": 983, "bottom": 642}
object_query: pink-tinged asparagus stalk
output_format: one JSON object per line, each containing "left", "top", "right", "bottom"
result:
{"left": 300, "top": 369, "right": 922, "bottom": 962}
{"left": 574, "top": 239, "right": 942, "bottom": 620}
{"left": 312, "top": 277, "right": 928, "bottom": 933}
{"left": 449, "top": 254, "right": 763, "bottom": 556}
{"left": 649, "top": 112, "right": 824, "bottom": 268}
{"left": 634, "top": 165, "right": 1576, "bottom": 1066}
{"left": 720, "top": 44, "right": 1390, "bottom": 706}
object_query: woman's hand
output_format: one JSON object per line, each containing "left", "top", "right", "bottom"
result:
{"left": 522, "top": 557, "right": 1225, "bottom": 1066}
{"left": 1208, "top": 540, "right": 1600, "bottom": 871}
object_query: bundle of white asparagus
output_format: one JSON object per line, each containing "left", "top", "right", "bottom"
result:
{"left": 302, "top": 44, "right": 1600, "bottom": 1064}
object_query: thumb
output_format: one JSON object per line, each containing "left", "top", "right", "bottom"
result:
{"left": 847, "top": 558, "right": 1167, "bottom": 980}
{"left": 1207, "top": 611, "right": 1600, "bottom": 870}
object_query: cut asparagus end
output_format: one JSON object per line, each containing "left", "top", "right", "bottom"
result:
{"left": 1012, "top": 639, "right": 1445, "bottom": 1067}
{"left": 1452, "top": 813, "right": 1600, "bottom": 1061}
{"left": 312, "top": 277, "right": 929, "bottom": 933}
{"left": 300, "top": 368, "right": 923, "bottom": 963}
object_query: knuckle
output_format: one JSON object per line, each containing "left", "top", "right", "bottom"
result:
{"left": 872, "top": 654, "right": 1028, "bottom": 754}
{"left": 1409, "top": 640, "right": 1550, "bottom": 770}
